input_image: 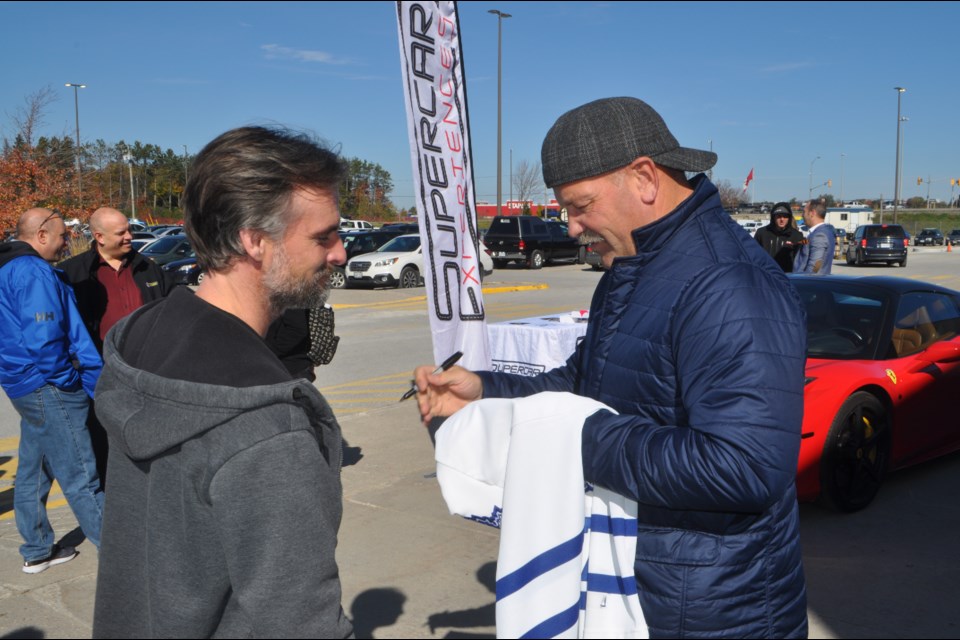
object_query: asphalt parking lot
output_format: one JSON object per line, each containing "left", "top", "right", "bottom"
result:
{"left": 0, "top": 247, "right": 957, "bottom": 638}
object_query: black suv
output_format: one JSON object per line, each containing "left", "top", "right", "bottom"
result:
{"left": 483, "top": 215, "right": 584, "bottom": 269}
{"left": 914, "top": 228, "right": 944, "bottom": 246}
{"left": 845, "top": 224, "right": 908, "bottom": 267}
{"left": 948, "top": 229, "right": 960, "bottom": 246}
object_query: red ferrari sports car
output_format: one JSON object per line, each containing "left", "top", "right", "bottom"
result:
{"left": 791, "top": 274, "right": 960, "bottom": 511}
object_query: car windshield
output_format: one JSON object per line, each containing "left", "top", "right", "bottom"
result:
{"left": 378, "top": 235, "right": 420, "bottom": 253}
{"left": 794, "top": 280, "right": 892, "bottom": 360}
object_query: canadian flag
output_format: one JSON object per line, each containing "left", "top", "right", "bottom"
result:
{"left": 742, "top": 168, "right": 754, "bottom": 193}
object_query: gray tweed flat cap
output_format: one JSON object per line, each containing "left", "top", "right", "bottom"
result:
{"left": 541, "top": 97, "right": 718, "bottom": 188}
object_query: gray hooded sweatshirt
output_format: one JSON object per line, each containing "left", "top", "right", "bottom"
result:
{"left": 92, "top": 291, "right": 351, "bottom": 638}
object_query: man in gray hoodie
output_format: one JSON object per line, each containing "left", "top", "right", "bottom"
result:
{"left": 92, "top": 127, "right": 352, "bottom": 638}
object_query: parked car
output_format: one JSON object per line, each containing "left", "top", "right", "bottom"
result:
{"left": 583, "top": 244, "right": 604, "bottom": 271}
{"left": 139, "top": 236, "right": 193, "bottom": 266}
{"left": 914, "top": 228, "right": 944, "bottom": 246}
{"left": 790, "top": 274, "right": 960, "bottom": 511}
{"left": 155, "top": 226, "right": 186, "bottom": 237}
{"left": 339, "top": 219, "right": 375, "bottom": 232}
{"left": 845, "top": 224, "right": 909, "bottom": 267}
{"left": 346, "top": 234, "right": 423, "bottom": 288}
{"left": 483, "top": 215, "right": 583, "bottom": 269}
{"left": 330, "top": 229, "right": 406, "bottom": 288}
{"left": 948, "top": 229, "right": 960, "bottom": 246}
{"left": 162, "top": 255, "right": 203, "bottom": 287}
{"left": 379, "top": 223, "right": 420, "bottom": 234}
{"left": 477, "top": 240, "right": 494, "bottom": 278}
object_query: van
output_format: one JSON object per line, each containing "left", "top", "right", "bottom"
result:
{"left": 846, "top": 224, "right": 908, "bottom": 267}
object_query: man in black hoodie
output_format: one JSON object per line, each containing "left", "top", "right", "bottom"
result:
{"left": 754, "top": 202, "right": 805, "bottom": 272}
{"left": 92, "top": 128, "right": 353, "bottom": 638}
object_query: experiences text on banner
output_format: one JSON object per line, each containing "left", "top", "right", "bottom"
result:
{"left": 396, "top": 0, "right": 491, "bottom": 371}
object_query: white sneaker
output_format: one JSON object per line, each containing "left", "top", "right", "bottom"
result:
{"left": 22, "top": 545, "right": 79, "bottom": 574}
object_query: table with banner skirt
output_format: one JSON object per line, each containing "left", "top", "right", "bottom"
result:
{"left": 486, "top": 312, "right": 589, "bottom": 378}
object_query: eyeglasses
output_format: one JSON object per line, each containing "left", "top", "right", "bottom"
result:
{"left": 38, "top": 210, "right": 62, "bottom": 231}
{"left": 774, "top": 213, "right": 791, "bottom": 219}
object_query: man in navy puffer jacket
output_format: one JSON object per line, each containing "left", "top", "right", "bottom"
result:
{"left": 415, "top": 98, "right": 808, "bottom": 638}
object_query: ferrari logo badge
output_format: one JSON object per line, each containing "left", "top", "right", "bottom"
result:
{"left": 886, "top": 369, "right": 897, "bottom": 385}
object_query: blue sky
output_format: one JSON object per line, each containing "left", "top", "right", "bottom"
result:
{"left": 3, "top": 1, "right": 958, "bottom": 209}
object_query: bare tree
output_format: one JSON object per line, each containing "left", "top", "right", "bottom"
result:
{"left": 513, "top": 159, "right": 542, "bottom": 205}
{"left": 9, "top": 86, "right": 58, "bottom": 149}
{"left": 715, "top": 179, "right": 743, "bottom": 212}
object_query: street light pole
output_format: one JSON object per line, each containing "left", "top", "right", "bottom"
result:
{"left": 708, "top": 139, "right": 713, "bottom": 182}
{"left": 808, "top": 155, "right": 820, "bottom": 199}
{"left": 840, "top": 152, "right": 845, "bottom": 204}
{"left": 894, "top": 87, "right": 905, "bottom": 222}
{"left": 65, "top": 83, "right": 86, "bottom": 207}
{"left": 488, "top": 9, "right": 511, "bottom": 218}
{"left": 123, "top": 153, "right": 136, "bottom": 219}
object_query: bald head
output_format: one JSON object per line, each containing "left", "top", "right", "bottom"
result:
{"left": 90, "top": 207, "right": 134, "bottom": 261}
{"left": 16, "top": 208, "right": 69, "bottom": 262}
{"left": 89, "top": 207, "right": 127, "bottom": 234}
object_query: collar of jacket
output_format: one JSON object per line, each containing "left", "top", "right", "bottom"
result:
{"left": 627, "top": 173, "right": 719, "bottom": 260}
{"left": 78, "top": 244, "right": 138, "bottom": 274}
{"left": 0, "top": 240, "right": 42, "bottom": 269}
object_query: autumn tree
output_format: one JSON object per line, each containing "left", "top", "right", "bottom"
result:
{"left": 339, "top": 158, "right": 395, "bottom": 219}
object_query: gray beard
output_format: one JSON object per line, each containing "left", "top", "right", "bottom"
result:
{"left": 578, "top": 231, "right": 605, "bottom": 245}
{"left": 264, "top": 248, "right": 331, "bottom": 315}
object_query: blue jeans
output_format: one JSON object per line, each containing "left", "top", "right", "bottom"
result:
{"left": 10, "top": 385, "right": 104, "bottom": 562}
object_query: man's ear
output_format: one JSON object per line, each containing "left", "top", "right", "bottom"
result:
{"left": 239, "top": 228, "right": 267, "bottom": 261}
{"left": 624, "top": 157, "right": 659, "bottom": 205}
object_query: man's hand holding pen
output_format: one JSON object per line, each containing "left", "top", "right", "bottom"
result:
{"left": 409, "top": 355, "right": 484, "bottom": 426}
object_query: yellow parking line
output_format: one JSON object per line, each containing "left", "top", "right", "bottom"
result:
{"left": 0, "top": 452, "right": 66, "bottom": 521}
{"left": 331, "top": 284, "right": 548, "bottom": 310}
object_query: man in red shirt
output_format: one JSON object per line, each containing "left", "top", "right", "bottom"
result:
{"left": 61, "top": 207, "right": 168, "bottom": 480}
{"left": 62, "top": 208, "right": 167, "bottom": 349}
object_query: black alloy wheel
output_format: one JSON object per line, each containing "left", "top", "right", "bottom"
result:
{"left": 819, "top": 392, "right": 891, "bottom": 512}
{"left": 398, "top": 265, "right": 420, "bottom": 288}
{"left": 528, "top": 250, "right": 544, "bottom": 270}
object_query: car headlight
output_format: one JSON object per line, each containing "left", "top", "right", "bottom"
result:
{"left": 177, "top": 264, "right": 195, "bottom": 273}
{"left": 374, "top": 257, "right": 399, "bottom": 267}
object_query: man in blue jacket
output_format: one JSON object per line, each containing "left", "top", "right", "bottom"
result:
{"left": 416, "top": 98, "right": 808, "bottom": 638}
{"left": 0, "top": 208, "right": 104, "bottom": 574}
{"left": 794, "top": 198, "right": 835, "bottom": 274}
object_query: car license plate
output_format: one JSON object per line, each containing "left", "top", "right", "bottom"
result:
{"left": 879, "top": 242, "right": 892, "bottom": 248}
{"left": 494, "top": 251, "right": 506, "bottom": 257}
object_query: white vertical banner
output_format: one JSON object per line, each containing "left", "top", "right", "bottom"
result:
{"left": 396, "top": 0, "right": 491, "bottom": 371}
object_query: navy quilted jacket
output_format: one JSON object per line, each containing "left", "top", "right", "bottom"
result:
{"left": 478, "top": 175, "right": 808, "bottom": 638}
